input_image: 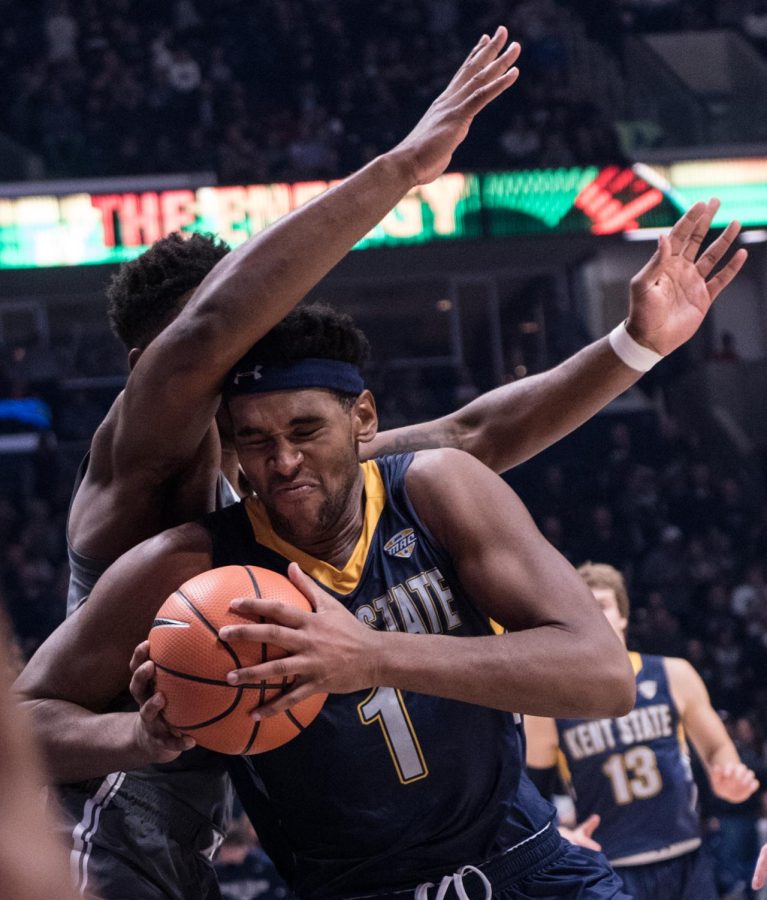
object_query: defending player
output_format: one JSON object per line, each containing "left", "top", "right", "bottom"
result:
{"left": 56, "top": 29, "right": 524, "bottom": 899}
{"left": 525, "top": 562, "right": 759, "bottom": 900}
{"left": 19, "top": 304, "right": 638, "bottom": 898}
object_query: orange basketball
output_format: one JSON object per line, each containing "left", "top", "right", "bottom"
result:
{"left": 148, "top": 565, "right": 326, "bottom": 754}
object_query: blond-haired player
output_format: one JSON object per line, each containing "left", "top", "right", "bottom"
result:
{"left": 526, "top": 562, "right": 759, "bottom": 900}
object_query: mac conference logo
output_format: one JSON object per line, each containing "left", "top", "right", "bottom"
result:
{"left": 637, "top": 680, "right": 658, "bottom": 700}
{"left": 384, "top": 528, "right": 417, "bottom": 559}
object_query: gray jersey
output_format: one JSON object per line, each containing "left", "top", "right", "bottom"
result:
{"left": 66, "top": 463, "right": 240, "bottom": 612}
{"left": 62, "top": 460, "right": 238, "bottom": 897}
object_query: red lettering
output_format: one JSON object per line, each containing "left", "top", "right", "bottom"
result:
{"left": 90, "top": 194, "right": 123, "bottom": 247}
{"left": 119, "top": 192, "right": 161, "bottom": 246}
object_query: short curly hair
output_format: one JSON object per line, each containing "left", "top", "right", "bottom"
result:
{"left": 106, "top": 232, "right": 230, "bottom": 349}
{"left": 246, "top": 302, "right": 370, "bottom": 369}
{"left": 227, "top": 302, "right": 371, "bottom": 407}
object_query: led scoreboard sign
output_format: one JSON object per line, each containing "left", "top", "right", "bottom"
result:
{"left": 1, "top": 158, "right": 766, "bottom": 269}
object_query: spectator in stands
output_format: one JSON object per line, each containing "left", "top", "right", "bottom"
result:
{"left": 2, "top": 0, "right": 629, "bottom": 180}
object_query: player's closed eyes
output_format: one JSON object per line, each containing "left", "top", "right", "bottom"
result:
{"left": 292, "top": 427, "right": 323, "bottom": 442}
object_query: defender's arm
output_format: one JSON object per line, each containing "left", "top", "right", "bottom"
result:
{"left": 14, "top": 524, "right": 212, "bottom": 783}
{"left": 366, "top": 200, "right": 747, "bottom": 473}
{"left": 114, "top": 30, "right": 521, "bottom": 475}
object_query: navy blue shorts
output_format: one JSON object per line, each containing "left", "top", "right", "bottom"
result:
{"left": 494, "top": 841, "right": 631, "bottom": 900}
{"left": 615, "top": 848, "right": 716, "bottom": 900}
{"left": 344, "top": 825, "right": 631, "bottom": 900}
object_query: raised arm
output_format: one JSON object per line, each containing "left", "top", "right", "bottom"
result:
{"left": 116, "top": 29, "right": 521, "bottom": 473}
{"left": 220, "top": 449, "right": 635, "bottom": 720}
{"left": 365, "top": 200, "right": 747, "bottom": 472}
{"left": 14, "top": 524, "right": 212, "bottom": 783}
{"left": 666, "top": 656, "right": 759, "bottom": 804}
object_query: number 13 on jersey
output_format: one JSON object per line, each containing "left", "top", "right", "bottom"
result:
{"left": 602, "top": 746, "right": 663, "bottom": 805}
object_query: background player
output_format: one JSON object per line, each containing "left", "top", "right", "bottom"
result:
{"left": 18, "top": 303, "right": 639, "bottom": 897}
{"left": 526, "top": 562, "right": 760, "bottom": 900}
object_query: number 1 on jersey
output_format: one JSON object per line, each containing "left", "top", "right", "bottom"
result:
{"left": 358, "top": 687, "right": 429, "bottom": 784}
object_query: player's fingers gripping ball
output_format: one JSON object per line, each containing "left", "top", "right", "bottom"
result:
{"left": 148, "top": 565, "right": 327, "bottom": 754}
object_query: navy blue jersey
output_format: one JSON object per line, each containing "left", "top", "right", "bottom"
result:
{"left": 203, "top": 453, "right": 556, "bottom": 898}
{"left": 556, "top": 653, "right": 701, "bottom": 866}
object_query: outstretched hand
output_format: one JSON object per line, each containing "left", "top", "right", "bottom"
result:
{"left": 626, "top": 199, "right": 747, "bottom": 356}
{"left": 394, "top": 26, "right": 520, "bottom": 185}
{"left": 219, "top": 563, "right": 379, "bottom": 719}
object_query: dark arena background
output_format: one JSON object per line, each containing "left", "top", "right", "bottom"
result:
{"left": 1, "top": 1, "right": 767, "bottom": 899}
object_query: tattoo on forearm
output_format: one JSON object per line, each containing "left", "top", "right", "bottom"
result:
{"left": 373, "top": 426, "right": 461, "bottom": 456}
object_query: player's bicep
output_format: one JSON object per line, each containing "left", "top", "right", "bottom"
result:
{"left": 17, "top": 525, "right": 212, "bottom": 710}
{"left": 363, "top": 418, "right": 458, "bottom": 460}
{"left": 115, "top": 359, "right": 222, "bottom": 471}
{"left": 407, "top": 450, "right": 601, "bottom": 631}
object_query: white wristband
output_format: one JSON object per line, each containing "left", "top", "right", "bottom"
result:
{"left": 608, "top": 321, "right": 663, "bottom": 372}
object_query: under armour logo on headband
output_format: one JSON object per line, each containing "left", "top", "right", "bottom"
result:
{"left": 224, "top": 357, "right": 365, "bottom": 396}
{"left": 232, "top": 364, "right": 263, "bottom": 385}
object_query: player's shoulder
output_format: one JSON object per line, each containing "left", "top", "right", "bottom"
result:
{"left": 140, "top": 520, "right": 213, "bottom": 562}
{"left": 404, "top": 449, "right": 519, "bottom": 546}
{"left": 406, "top": 446, "right": 516, "bottom": 506}
{"left": 662, "top": 655, "right": 696, "bottom": 680}
{"left": 662, "top": 656, "right": 707, "bottom": 709}
{"left": 406, "top": 447, "right": 490, "bottom": 486}
{"left": 80, "top": 392, "right": 123, "bottom": 483}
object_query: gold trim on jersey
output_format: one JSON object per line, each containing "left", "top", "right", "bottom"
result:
{"left": 557, "top": 748, "right": 573, "bottom": 788}
{"left": 629, "top": 651, "right": 643, "bottom": 676}
{"left": 243, "top": 460, "right": 386, "bottom": 595}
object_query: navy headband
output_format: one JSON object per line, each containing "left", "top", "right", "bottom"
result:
{"left": 224, "top": 356, "right": 365, "bottom": 397}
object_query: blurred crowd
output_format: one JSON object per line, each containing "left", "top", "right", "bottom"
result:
{"left": 1, "top": 0, "right": 625, "bottom": 182}
{"left": 3, "top": 0, "right": 767, "bottom": 183}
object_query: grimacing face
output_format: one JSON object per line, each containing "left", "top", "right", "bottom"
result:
{"left": 591, "top": 587, "right": 628, "bottom": 641}
{"left": 228, "top": 387, "right": 377, "bottom": 547}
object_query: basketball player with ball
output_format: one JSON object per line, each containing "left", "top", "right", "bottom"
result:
{"left": 21, "top": 301, "right": 644, "bottom": 899}
{"left": 50, "top": 28, "right": 528, "bottom": 900}
{"left": 31, "top": 13, "right": 747, "bottom": 897}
